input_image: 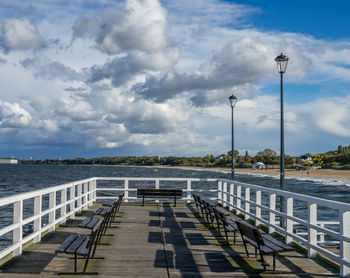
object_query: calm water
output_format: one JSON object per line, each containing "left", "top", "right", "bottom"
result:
{"left": 0, "top": 164, "right": 349, "bottom": 249}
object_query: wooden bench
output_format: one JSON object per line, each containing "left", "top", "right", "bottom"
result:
{"left": 236, "top": 221, "right": 294, "bottom": 271}
{"left": 55, "top": 217, "right": 103, "bottom": 274}
{"left": 212, "top": 207, "right": 238, "bottom": 244}
{"left": 137, "top": 188, "right": 182, "bottom": 206}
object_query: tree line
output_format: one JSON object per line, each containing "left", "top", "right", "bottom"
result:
{"left": 19, "top": 145, "right": 350, "bottom": 169}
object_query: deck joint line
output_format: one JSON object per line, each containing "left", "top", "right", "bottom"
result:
{"left": 158, "top": 204, "right": 171, "bottom": 278}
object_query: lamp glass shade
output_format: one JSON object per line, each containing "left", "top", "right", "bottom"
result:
{"left": 275, "top": 53, "right": 289, "bottom": 73}
{"left": 229, "top": 95, "right": 237, "bottom": 108}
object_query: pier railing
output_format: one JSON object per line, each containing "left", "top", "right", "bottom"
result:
{"left": 0, "top": 176, "right": 349, "bottom": 276}
{"left": 0, "top": 178, "right": 96, "bottom": 261}
{"left": 216, "top": 178, "right": 350, "bottom": 277}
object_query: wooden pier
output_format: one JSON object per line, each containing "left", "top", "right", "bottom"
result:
{"left": 0, "top": 202, "right": 339, "bottom": 277}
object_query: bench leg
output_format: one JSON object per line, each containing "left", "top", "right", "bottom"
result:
{"left": 242, "top": 240, "right": 249, "bottom": 257}
{"left": 224, "top": 229, "right": 228, "bottom": 242}
{"left": 273, "top": 253, "right": 276, "bottom": 271}
{"left": 174, "top": 196, "right": 176, "bottom": 207}
{"left": 258, "top": 249, "right": 267, "bottom": 271}
{"left": 142, "top": 195, "right": 145, "bottom": 206}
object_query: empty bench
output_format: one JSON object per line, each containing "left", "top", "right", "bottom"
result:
{"left": 55, "top": 217, "right": 103, "bottom": 274}
{"left": 137, "top": 188, "right": 182, "bottom": 206}
{"left": 236, "top": 221, "right": 294, "bottom": 271}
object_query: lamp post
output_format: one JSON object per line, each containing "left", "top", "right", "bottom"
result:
{"left": 229, "top": 94, "right": 237, "bottom": 180}
{"left": 275, "top": 52, "right": 289, "bottom": 222}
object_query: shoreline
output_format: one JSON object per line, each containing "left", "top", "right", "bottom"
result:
{"left": 160, "top": 166, "right": 350, "bottom": 180}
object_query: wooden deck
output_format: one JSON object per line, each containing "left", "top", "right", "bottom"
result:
{"left": 0, "top": 202, "right": 340, "bottom": 277}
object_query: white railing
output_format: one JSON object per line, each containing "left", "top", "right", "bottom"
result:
{"left": 0, "top": 178, "right": 96, "bottom": 261}
{"left": 94, "top": 177, "right": 217, "bottom": 202}
{"left": 0, "top": 176, "right": 349, "bottom": 277}
{"left": 217, "top": 178, "right": 350, "bottom": 277}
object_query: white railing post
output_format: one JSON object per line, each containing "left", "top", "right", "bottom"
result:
{"left": 34, "top": 195, "right": 42, "bottom": 243}
{"left": 286, "top": 197, "right": 293, "bottom": 244}
{"left": 77, "top": 184, "right": 82, "bottom": 212}
{"left": 340, "top": 211, "right": 350, "bottom": 277}
{"left": 223, "top": 182, "right": 227, "bottom": 208}
{"left": 229, "top": 183, "right": 234, "bottom": 212}
{"left": 155, "top": 179, "right": 160, "bottom": 203}
{"left": 187, "top": 180, "right": 191, "bottom": 203}
{"left": 48, "top": 191, "right": 56, "bottom": 232}
{"left": 218, "top": 181, "right": 222, "bottom": 204}
{"left": 236, "top": 185, "right": 241, "bottom": 216}
{"left": 245, "top": 187, "right": 250, "bottom": 220}
{"left": 13, "top": 200, "right": 23, "bottom": 256}
{"left": 70, "top": 184, "right": 75, "bottom": 219}
{"left": 269, "top": 193, "right": 276, "bottom": 234}
{"left": 308, "top": 203, "right": 317, "bottom": 258}
{"left": 86, "top": 181, "right": 91, "bottom": 204}
{"left": 83, "top": 182, "right": 89, "bottom": 209}
{"left": 319, "top": 223, "right": 325, "bottom": 244}
{"left": 124, "top": 179, "right": 129, "bottom": 202}
{"left": 60, "top": 188, "right": 67, "bottom": 222}
{"left": 255, "top": 190, "right": 261, "bottom": 226}
{"left": 93, "top": 179, "right": 97, "bottom": 201}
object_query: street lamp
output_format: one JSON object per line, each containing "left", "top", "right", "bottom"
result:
{"left": 275, "top": 52, "right": 289, "bottom": 223}
{"left": 229, "top": 94, "right": 237, "bottom": 180}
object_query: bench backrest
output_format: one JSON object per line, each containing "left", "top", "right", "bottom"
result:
{"left": 137, "top": 188, "right": 183, "bottom": 197}
{"left": 236, "top": 221, "right": 264, "bottom": 245}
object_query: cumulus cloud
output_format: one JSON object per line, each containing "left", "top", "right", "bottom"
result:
{"left": 73, "top": 0, "right": 171, "bottom": 55}
{"left": 1, "top": 18, "right": 45, "bottom": 52}
{"left": 0, "top": 101, "right": 32, "bottom": 128}
{"left": 136, "top": 38, "right": 278, "bottom": 103}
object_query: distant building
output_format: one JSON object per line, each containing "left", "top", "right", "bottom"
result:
{"left": 252, "top": 162, "right": 266, "bottom": 170}
{"left": 0, "top": 158, "right": 18, "bottom": 164}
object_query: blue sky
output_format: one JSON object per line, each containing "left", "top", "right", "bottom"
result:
{"left": 0, "top": 0, "right": 349, "bottom": 159}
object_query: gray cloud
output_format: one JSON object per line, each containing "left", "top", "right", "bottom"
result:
{"left": 72, "top": 17, "right": 99, "bottom": 39}
{"left": 1, "top": 18, "right": 45, "bottom": 52}
{"left": 20, "top": 57, "right": 84, "bottom": 81}
{"left": 88, "top": 48, "right": 179, "bottom": 86}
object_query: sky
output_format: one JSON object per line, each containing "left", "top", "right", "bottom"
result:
{"left": 0, "top": 0, "right": 350, "bottom": 159}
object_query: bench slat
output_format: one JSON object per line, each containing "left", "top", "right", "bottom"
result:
{"left": 76, "top": 236, "right": 90, "bottom": 256}
{"left": 79, "top": 217, "right": 93, "bottom": 228}
{"left": 95, "top": 207, "right": 104, "bottom": 215}
{"left": 66, "top": 235, "right": 88, "bottom": 254}
{"left": 85, "top": 217, "right": 100, "bottom": 230}
{"left": 56, "top": 234, "right": 78, "bottom": 253}
{"left": 262, "top": 234, "right": 294, "bottom": 252}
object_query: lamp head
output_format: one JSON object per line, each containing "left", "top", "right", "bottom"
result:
{"left": 229, "top": 95, "right": 237, "bottom": 108}
{"left": 275, "top": 52, "right": 289, "bottom": 73}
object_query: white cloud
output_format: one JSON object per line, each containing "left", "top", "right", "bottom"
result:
{"left": 0, "top": 101, "right": 32, "bottom": 128}
{"left": 1, "top": 18, "right": 45, "bottom": 52}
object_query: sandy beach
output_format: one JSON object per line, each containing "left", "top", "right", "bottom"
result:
{"left": 171, "top": 166, "right": 350, "bottom": 180}
{"left": 236, "top": 168, "right": 350, "bottom": 179}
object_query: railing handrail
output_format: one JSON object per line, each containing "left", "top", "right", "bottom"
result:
{"left": 219, "top": 178, "right": 350, "bottom": 211}
{"left": 0, "top": 177, "right": 95, "bottom": 207}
